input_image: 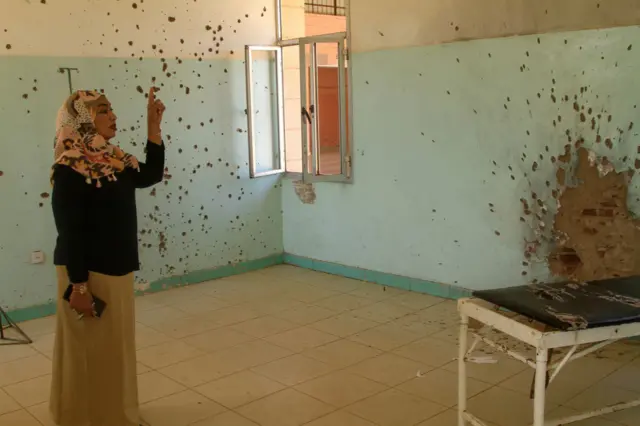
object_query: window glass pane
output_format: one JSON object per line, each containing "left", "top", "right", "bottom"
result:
{"left": 248, "top": 49, "right": 281, "bottom": 174}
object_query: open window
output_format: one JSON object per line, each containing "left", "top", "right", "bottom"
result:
{"left": 245, "top": 33, "right": 352, "bottom": 182}
{"left": 299, "top": 32, "right": 351, "bottom": 182}
{"left": 245, "top": 45, "right": 285, "bottom": 178}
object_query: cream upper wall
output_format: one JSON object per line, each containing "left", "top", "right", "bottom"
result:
{"left": 351, "top": 0, "right": 640, "bottom": 53}
{"left": 0, "top": 0, "right": 276, "bottom": 58}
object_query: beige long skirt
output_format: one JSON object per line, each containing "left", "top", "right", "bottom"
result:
{"left": 50, "top": 267, "right": 140, "bottom": 426}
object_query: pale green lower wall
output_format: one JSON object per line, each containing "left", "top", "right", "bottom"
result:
{"left": 283, "top": 26, "right": 640, "bottom": 291}
{"left": 0, "top": 56, "right": 283, "bottom": 311}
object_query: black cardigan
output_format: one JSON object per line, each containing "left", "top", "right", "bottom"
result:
{"left": 52, "top": 141, "right": 165, "bottom": 283}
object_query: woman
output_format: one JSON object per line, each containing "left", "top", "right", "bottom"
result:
{"left": 50, "top": 87, "right": 166, "bottom": 426}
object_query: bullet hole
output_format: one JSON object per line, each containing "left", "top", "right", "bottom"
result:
{"left": 0, "top": 171, "right": 3, "bottom": 176}
{"left": 378, "top": 31, "right": 384, "bottom": 36}
{"left": 551, "top": 94, "right": 556, "bottom": 103}
{"left": 605, "top": 138, "right": 613, "bottom": 149}
{"left": 5, "top": 44, "right": 11, "bottom": 50}
{"left": 136, "top": 85, "right": 143, "bottom": 94}
{"left": 495, "top": 231, "right": 501, "bottom": 236}
{"left": 22, "top": 94, "right": 28, "bottom": 99}
{"left": 132, "top": 2, "right": 137, "bottom": 8}
{"left": 206, "top": 25, "right": 212, "bottom": 30}
{"left": 628, "top": 45, "right": 633, "bottom": 51}
{"left": 455, "top": 26, "right": 459, "bottom": 31}
{"left": 40, "top": 192, "right": 50, "bottom": 199}
{"left": 168, "top": 16, "right": 176, "bottom": 22}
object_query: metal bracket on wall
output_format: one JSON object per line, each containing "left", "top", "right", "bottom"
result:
{"left": 58, "top": 67, "right": 79, "bottom": 95}
{"left": 0, "top": 306, "right": 32, "bottom": 345}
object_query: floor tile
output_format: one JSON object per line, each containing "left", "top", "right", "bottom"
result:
{"left": 135, "top": 323, "right": 173, "bottom": 350}
{"left": 415, "top": 409, "right": 499, "bottom": 426}
{"left": 29, "top": 332, "right": 55, "bottom": 359}
{"left": 191, "top": 411, "right": 258, "bottom": 426}
{"left": 6, "top": 268, "right": 640, "bottom": 426}
{"left": 136, "top": 340, "right": 204, "bottom": 369}
{"left": 442, "top": 354, "right": 528, "bottom": 385}
{"left": 467, "top": 386, "right": 557, "bottom": 426}
{"left": 159, "top": 354, "right": 245, "bottom": 388}
{"left": 26, "top": 402, "right": 56, "bottom": 426}
{"left": 600, "top": 362, "right": 640, "bottom": 393}
{"left": 0, "top": 343, "right": 39, "bottom": 364}
{"left": 296, "top": 370, "right": 387, "bottom": 407}
{"left": 349, "top": 322, "right": 424, "bottom": 351}
{"left": 286, "top": 286, "right": 339, "bottom": 303}
{"left": 311, "top": 313, "right": 379, "bottom": 338}
{"left": 547, "top": 406, "right": 622, "bottom": 426}
{"left": 499, "top": 357, "right": 625, "bottom": 405}
{"left": 245, "top": 296, "right": 306, "bottom": 315}
{"left": 347, "top": 388, "right": 446, "bottom": 426}
{"left": 199, "top": 305, "right": 263, "bottom": 327}
{"left": 238, "top": 388, "right": 334, "bottom": 426}
{"left": 305, "top": 410, "right": 377, "bottom": 426}
{"left": 161, "top": 341, "right": 292, "bottom": 388}
{"left": 390, "top": 292, "right": 445, "bottom": 311}
{"left": 17, "top": 317, "right": 56, "bottom": 338}
{"left": 564, "top": 384, "right": 640, "bottom": 425}
{"left": 274, "top": 304, "right": 337, "bottom": 325}
{"left": 171, "top": 295, "right": 230, "bottom": 316}
{"left": 307, "top": 275, "right": 367, "bottom": 294}
{"left": 195, "top": 370, "right": 284, "bottom": 408}
{"left": 393, "top": 337, "right": 458, "bottom": 368}
{"left": 265, "top": 326, "right": 338, "bottom": 352}
{"left": 3, "top": 374, "right": 51, "bottom": 407}
{"left": 0, "top": 409, "right": 41, "bottom": 426}
{"left": 389, "top": 314, "right": 447, "bottom": 336}
{"left": 149, "top": 315, "right": 219, "bottom": 339}
{"left": 304, "top": 340, "right": 381, "bottom": 369}
{"left": 139, "top": 389, "right": 226, "bottom": 426}
{"left": 0, "top": 354, "right": 51, "bottom": 387}
{"left": 136, "top": 306, "right": 190, "bottom": 327}
{"left": 231, "top": 316, "right": 298, "bottom": 338}
{"left": 314, "top": 294, "right": 375, "bottom": 313}
{"left": 180, "top": 327, "right": 254, "bottom": 353}
{"left": 137, "top": 362, "right": 152, "bottom": 374}
{"left": 0, "top": 388, "right": 20, "bottom": 415}
{"left": 350, "top": 302, "right": 414, "bottom": 323}
{"left": 252, "top": 354, "right": 335, "bottom": 386}
{"left": 349, "top": 285, "right": 404, "bottom": 301}
{"left": 398, "top": 368, "right": 491, "bottom": 407}
{"left": 348, "top": 353, "right": 431, "bottom": 386}
{"left": 137, "top": 371, "right": 186, "bottom": 404}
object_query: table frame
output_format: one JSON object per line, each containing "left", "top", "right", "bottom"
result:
{"left": 457, "top": 298, "right": 640, "bottom": 426}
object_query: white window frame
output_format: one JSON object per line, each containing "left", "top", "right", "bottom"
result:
{"left": 298, "top": 32, "right": 351, "bottom": 183}
{"left": 244, "top": 45, "right": 286, "bottom": 178}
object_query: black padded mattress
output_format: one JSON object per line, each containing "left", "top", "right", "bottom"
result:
{"left": 473, "top": 276, "right": 640, "bottom": 331}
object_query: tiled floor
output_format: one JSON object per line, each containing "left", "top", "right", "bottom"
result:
{"left": 2, "top": 265, "right": 640, "bottom": 425}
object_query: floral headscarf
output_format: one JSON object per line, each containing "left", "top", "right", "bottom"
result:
{"left": 52, "top": 90, "right": 139, "bottom": 187}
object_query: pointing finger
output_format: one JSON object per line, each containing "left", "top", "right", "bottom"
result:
{"left": 148, "top": 87, "right": 157, "bottom": 107}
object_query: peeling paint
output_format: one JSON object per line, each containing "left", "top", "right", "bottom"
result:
{"left": 293, "top": 180, "right": 316, "bottom": 204}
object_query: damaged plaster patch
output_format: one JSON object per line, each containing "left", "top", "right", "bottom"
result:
{"left": 293, "top": 180, "right": 316, "bottom": 204}
{"left": 548, "top": 147, "right": 640, "bottom": 282}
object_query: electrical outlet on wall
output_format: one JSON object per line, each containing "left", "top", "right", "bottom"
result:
{"left": 31, "top": 250, "right": 45, "bottom": 264}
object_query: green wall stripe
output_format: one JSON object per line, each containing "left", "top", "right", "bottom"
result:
{"left": 7, "top": 252, "right": 471, "bottom": 324}
{"left": 283, "top": 253, "right": 472, "bottom": 300}
{"left": 6, "top": 253, "right": 284, "bottom": 323}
